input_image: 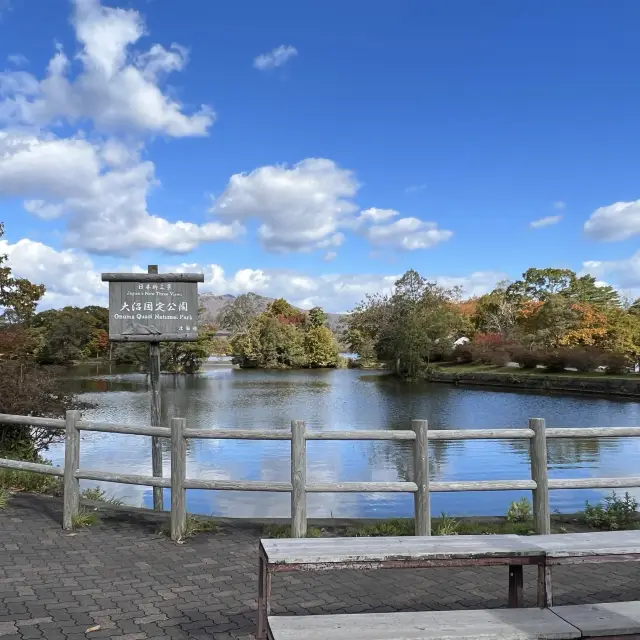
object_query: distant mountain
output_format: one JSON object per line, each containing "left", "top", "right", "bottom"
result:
{"left": 199, "top": 292, "right": 344, "bottom": 333}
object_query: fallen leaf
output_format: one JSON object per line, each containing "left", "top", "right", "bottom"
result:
{"left": 86, "top": 625, "right": 101, "bottom": 633}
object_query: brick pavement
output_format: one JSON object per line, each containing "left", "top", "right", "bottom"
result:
{"left": 1, "top": 493, "right": 640, "bottom": 639}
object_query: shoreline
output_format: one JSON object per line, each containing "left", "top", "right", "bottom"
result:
{"left": 426, "top": 368, "right": 640, "bottom": 398}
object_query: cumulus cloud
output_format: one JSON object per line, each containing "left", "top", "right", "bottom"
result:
{"left": 584, "top": 200, "right": 640, "bottom": 241}
{"left": 358, "top": 208, "right": 399, "bottom": 223}
{"left": 0, "top": 238, "right": 107, "bottom": 308}
{"left": 530, "top": 214, "right": 562, "bottom": 229}
{"left": 253, "top": 45, "right": 297, "bottom": 70}
{"left": 365, "top": 217, "right": 453, "bottom": 250}
{"left": 0, "top": 131, "right": 242, "bottom": 255}
{"left": 0, "top": 0, "right": 213, "bottom": 136}
{"left": 582, "top": 251, "right": 640, "bottom": 293}
{"left": 1, "top": 236, "right": 504, "bottom": 312}
{"left": 554, "top": 200, "right": 566, "bottom": 210}
{"left": 211, "top": 158, "right": 359, "bottom": 253}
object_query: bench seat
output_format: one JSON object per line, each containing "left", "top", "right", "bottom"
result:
{"left": 267, "top": 608, "right": 581, "bottom": 640}
{"left": 552, "top": 601, "right": 640, "bottom": 638}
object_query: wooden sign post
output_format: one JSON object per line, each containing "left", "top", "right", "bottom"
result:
{"left": 101, "top": 266, "right": 204, "bottom": 511}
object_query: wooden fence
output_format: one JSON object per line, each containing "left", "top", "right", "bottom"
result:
{"left": 1, "top": 412, "right": 640, "bottom": 540}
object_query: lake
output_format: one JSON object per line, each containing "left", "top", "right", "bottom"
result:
{"left": 47, "top": 363, "right": 640, "bottom": 520}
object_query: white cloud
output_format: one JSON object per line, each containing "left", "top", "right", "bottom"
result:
{"left": 253, "top": 45, "right": 297, "bottom": 70}
{"left": 581, "top": 251, "right": 640, "bottom": 293}
{"left": 323, "top": 251, "right": 337, "bottom": 262}
{"left": 530, "top": 214, "right": 562, "bottom": 229}
{"left": 0, "top": 238, "right": 107, "bottom": 308}
{"left": 584, "top": 200, "right": 640, "bottom": 241}
{"left": 554, "top": 200, "right": 566, "bottom": 210}
{"left": 365, "top": 217, "right": 453, "bottom": 250}
{"left": 7, "top": 54, "right": 28, "bottom": 67}
{"left": 0, "top": 0, "right": 213, "bottom": 136}
{"left": 0, "top": 131, "right": 243, "bottom": 255}
{"left": 211, "top": 158, "right": 359, "bottom": 253}
{"left": 2, "top": 235, "right": 503, "bottom": 312}
{"left": 358, "top": 208, "right": 399, "bottom": 223}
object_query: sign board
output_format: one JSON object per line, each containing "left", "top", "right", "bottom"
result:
{"left": 101, "top": 272, "right": 205, "bottom": 342}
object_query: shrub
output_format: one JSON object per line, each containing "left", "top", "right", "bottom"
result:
{"left": 434, "top": 512, "right": 459, "bottom": 535}
{"left": 507, "top": 498, "right": 532, "bottom": 523}
{"left": 564, "top": 347, "right": 603, "bottom": 373}
{"left": 510, "top": 347, "right": 542, "bottom": 369}
{"left": 583, "top": 491, "right": 638, "bottom": 530}
{"left": 601, "top": 352, "right": 632, "bottom": 375}
{"left": 542, "top": 349, "right": 568, "bottom": 373}
{"left": 488, "top": 348, "right": 510, "bottom": 366}
{"left": 452, "top": 344, "right": 473, "bottom": 364}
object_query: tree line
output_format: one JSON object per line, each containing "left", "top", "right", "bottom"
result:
{"left": 343, "top": 268, "right": 640, "bottom": 377}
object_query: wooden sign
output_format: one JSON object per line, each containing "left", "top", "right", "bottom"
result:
{"left": 101, "top": 272, "right": 205, "bottom": 342}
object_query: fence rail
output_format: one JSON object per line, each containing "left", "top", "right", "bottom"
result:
{"left": 1, "top": 412, "right": 640, "bottom": 540}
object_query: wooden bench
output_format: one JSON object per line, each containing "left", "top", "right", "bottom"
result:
{"left": 267, "top": 602, "right": 640, "bottom": 639}
{"left": 530, "top": 532, "right": 640, "bottom": 607}
{"left": 257, "top": 535, "right": 546, "bottom": 639}
{"left": 258, "top": 531, "right": 640, "bottom": 639}
{"left": 267, "top": 608, "right": 581, "bottom": 639}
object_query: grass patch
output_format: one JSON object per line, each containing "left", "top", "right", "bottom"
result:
{"left": 0, "top": 467, "right": 62, "bottom": 495}
{"left": 435, "top": 362, "right": 640, "bottom": 380}
{"left": 72, "top": 510, "right": 100, "bottom": 529}
{"left": 0, "top": 488, "right": 8, "bottom": 510}
{"left": 262, "top": 524, "right": 322, "bottom": 539}
{"left": 184, "top": 516, "right": 220, "bottom": 537}
{"left": 348, "top": 516, "right": 536, "bottom": 537}
{"left": 81, "top": 486, "right": 124, "bottom": 506}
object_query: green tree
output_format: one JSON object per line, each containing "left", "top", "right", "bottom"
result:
{"left": 162, "top": 327, "right": 216, "bottom": 374}
{"left": 308, "top": 306, "right": 327, "bottom": 328}
{"left": 231, "top": 313, "right": 306, "bottom": 368}
{"left": 216, "top": 293, "right": 263, "bottom": 334}
{"left": 506, "top": 268, "right": 620, "bottom": 308}
{"left": 345, "top": 269, "right": 465, "bottom": 377}
{"left": 304, "top": 326, "right": 339, "bottom": 367}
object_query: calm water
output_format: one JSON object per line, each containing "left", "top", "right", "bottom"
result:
{"left": 47, "top": 364, "right": 640, "bottom": 519}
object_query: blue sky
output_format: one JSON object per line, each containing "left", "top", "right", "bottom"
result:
{"left": 0, "top": 0, "right": 639, "bottom": 311}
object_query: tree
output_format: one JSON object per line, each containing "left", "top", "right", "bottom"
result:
{"left": 162, "top": 327, "right": 216, "bottom": 374}
{"left": 344, "top": 269, "right": 465, "bottom": 377}
{"left": 304, "top": 326, "right": 340, "bottom": 367}
{"left": 231, "top": 314, "right": 306, "bottom": 368}
{"left": 216, "top": 293, "right": 263, "bottom": 334}
{"left": 506, "top": 268, "right": 576, "bottom": 302}
{"left": 506, "top": 267, "right": 620, "bottom": 308}
{"left": 308, "top": 306, "right": 328, "bottom": 328}
{"left": 473, "top": 284, "right": 518, "bottom": 339}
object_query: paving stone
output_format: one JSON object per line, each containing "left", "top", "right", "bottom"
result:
{"left": 3, "top": 493, "right": 640, "bottom": 639}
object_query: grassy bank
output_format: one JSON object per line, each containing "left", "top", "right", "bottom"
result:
{"left": 435, "top": 362, "right": 640, "bottom": 380}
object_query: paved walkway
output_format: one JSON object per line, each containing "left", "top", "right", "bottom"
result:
{"left": 1, "top": 494, "right": 640, "bottom": 639}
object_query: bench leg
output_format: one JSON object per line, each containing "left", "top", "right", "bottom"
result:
{"left": 537, "top": 565, "right": 553, "bottom": 608}
{"left": 258, "top": 554, "right": 271, "bottom": 640}
{"left": 508, "top": 565, "right": 524, "bottom": 608}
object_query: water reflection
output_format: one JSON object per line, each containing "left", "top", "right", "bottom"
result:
{"left": 47, "top": 364, "right": 640, "bottom": 518}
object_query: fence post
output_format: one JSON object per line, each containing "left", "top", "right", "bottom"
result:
{"left": 412, "top": 419, "right": 430, "bottom": 536}
{"left": 63, "top": 410, "right": 81, "bottom": 530}
{"left": 170, "top": 417, "right": 187, "bottom": 542}
{"left": 530, "top": 417, "right": 553, "bottom": 608}
{"left": 530, "top": 418, "right": 550, "bottom": 534}
{"left": 291, "top": 420, "right": 307, "bottom": 538}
